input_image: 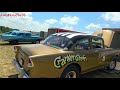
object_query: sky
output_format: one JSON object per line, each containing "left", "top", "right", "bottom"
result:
{"left": 0, "top": 12, "right": 120, "bottom": 34}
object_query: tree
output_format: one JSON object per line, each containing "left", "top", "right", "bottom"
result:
{"left": 0, "top": 26, "right": 14, "bottom": 33}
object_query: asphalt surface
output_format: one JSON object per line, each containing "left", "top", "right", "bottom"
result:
{"left": 80, "top": 59, "right": 120, "bottom": 78}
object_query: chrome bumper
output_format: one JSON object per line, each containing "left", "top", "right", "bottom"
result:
{"left": 12, "top": 60, "right": 29, "bottom": 78}
{"left": 0, "top": 39, "right": 4, "bottom": 41}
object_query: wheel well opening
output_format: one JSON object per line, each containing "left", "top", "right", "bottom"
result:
{"left": 67, "top": 63, "right": 81, "bottom": 73}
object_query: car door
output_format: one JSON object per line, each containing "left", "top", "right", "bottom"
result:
{"left": 16, "top": 33, "right": 25, "bottom": 42}
{"left": 23, "top": 33, "right": 33, "bottom": 42}
{"left": 71, "top": 38, "right": 101, "bottom": 71}
{"left": 90, "top": 37, "right": 108, "bottom": 67}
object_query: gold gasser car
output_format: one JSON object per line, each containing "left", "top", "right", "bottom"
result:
{"left": 13, "top": 33, "right": 119, "bottom": 78}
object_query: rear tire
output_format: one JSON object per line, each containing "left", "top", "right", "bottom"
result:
{"left": 32, "top": 40, "right": 40, "bottom": 44}
{"left": 9, "top": 40, "right": 18, "bottom": 45}
{"left": 35, "top": 40, "right": 40, "bottom": 44}
{"left": 60, "top": 65, "right": 80, "bottom": 78}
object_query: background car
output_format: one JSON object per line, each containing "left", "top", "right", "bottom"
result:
{"left": 0, "top": 30, "right": 43, "bottom": 44}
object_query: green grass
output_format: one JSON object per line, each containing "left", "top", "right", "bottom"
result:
{"left": 0, "top": 41, "right": 120, "bottom": 78}
{"left": 0, "top": 41, "right": 18, "bottom": 78}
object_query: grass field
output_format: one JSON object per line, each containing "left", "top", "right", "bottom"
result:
{"left": 0, "top": 41, "right": 120, "bottom": 78}
{"left": 0, "top": 41, "right": 18, "bottom": 78}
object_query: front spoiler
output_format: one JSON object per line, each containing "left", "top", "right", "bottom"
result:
{"left": 12, "top": 60, "right": 29, "bottom": 78}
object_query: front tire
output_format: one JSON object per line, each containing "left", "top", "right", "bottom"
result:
{"left": 107, "top": 58, "right": 117, "bottom": 70}
{"left": 60, "top": 65, "right": 80, "bottom": 78}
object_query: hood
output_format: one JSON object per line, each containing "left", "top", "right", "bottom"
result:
{"left": 19, "top": 44, "right": 64, "bottom": 56}
{"left": 1, "top": 34, "right": 16, "bottom": 40}
{"left": 1, "top": 33, "right": 12, "bottom": 36}
{"left": 2, "top": 34, "right": 15, "bottom": 36}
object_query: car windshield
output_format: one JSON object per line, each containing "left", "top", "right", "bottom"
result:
{"left": 11, "top": 32, "right": 17, "bottom": 35}
{"left": 43, "top": 35, "right": 72, "bottom": 49}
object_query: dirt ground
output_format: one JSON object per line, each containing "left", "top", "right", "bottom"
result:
{"left": 0, "top": 41, "right": 120, "bottom": 78}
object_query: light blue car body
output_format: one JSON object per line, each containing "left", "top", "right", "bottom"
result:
{"left": 0, "top": 30, "right": 43, "bottom": 44}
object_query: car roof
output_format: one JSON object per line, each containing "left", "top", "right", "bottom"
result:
{"left": 52, "top": 32, "right": 103, "bottom": 44}
{"left": 52, "top": 32, "right": 101, "bottom": 39}
{"left": 12, "top": 30, "right": 31, "bottom": 34}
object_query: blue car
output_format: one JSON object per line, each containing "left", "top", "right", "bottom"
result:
{"left": 0, "top": 30, "right": 43, "bottom": 44}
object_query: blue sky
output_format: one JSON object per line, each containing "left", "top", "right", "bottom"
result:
{"left": 0, "top": 12, "right": 120, "bottom": 34}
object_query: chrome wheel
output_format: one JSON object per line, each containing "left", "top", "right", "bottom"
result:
{"left": 109, "top": 60, "right": 116, "bottom": 69}
{"left": 36, "top": 41, "right": 40, "bottom": 44}
{"left": 65, "top": 71, "right": 77, "bottom": 78}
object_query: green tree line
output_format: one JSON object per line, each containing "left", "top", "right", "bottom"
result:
{"left": 0, "top": 26, "right": 15, "bottom": 34}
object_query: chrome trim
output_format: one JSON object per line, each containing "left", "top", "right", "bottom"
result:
{"left": 20, "top": 52, "right": 24, "bottom": 57}
{"left": 13, "top": 60, "right": 29, "bottom": 78}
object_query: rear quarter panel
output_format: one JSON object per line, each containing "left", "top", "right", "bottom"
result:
{"left": 28, "top": 51, "right": 90, "bottom": 78}
{"left": 30, "top": 36, "right": 43, "bottom": 42}
{"left": 28, "top": 53, "right": 73, "bottom": 78}
{"left": 29, "top": 49, "right": 119, "bottom": 78}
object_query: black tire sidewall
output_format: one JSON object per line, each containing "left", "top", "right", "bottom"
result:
{"left": 10, "top": 40, "right": 18, "bottom": 45}
{"left": 35, "top": 40, "right": 40, "bottom": 44}
{"left": 60, "top": 65, "right": 80, "bottom": 78}
{"left": 107, "top": 59, "right": 117, "bottom": 70}
{"left": 9, "top": 41, "right": 12, "bottom": 44}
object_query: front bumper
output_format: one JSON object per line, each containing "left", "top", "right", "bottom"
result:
{"left": 0, "top": 38, "right": 4, "bottom": 41}
{"left": 12, "top": 60, "right": 29, "bottom": 78}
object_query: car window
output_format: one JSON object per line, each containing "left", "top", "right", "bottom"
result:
{"left": 43, "top": 35, "right": 71, "bottom": 49}
{"left": 17, "top": 33, "right": 24, "bottom": 36}
{"left": 72, "top": 39, "right": 90, "bottom": 51}
{"left": 91, "top": 38, "right": 104, "bottom": 49}
{"left": 11, "top": 32, "right": 17, "bottom": 35}
{"left": 24, "top": 33, "right": 31, "bottom": 37}
{"left": 97, "top": 33, "right": 103, "bottom": 37}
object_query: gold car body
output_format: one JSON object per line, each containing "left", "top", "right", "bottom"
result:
{"left": 13, "top": 33, "right": 118, "bottom": 78}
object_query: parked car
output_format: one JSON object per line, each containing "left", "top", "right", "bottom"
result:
{"left": 0, "top": 31, "right": 43, "bottom": 44}
{"left": 13, "top": 32, "right": 119, "bottom": 78}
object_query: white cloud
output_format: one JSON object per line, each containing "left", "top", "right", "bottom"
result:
{"left": 104, "top": 24, "right": 110, "bottom": 27}
{"left": 102, "top": 12, "right": 120, "bottom": 22}
{"left": 0, "top": 13, "right": 80, "bottom": 32}
{"left": 85, "top": 23, "right": 101, "bottom": 29}
{"left": 45, "top": 19, "right": 58, "bottom": 24}
{"left": 60, "top": 15, "right": 80, "bottom": 25}
{"left": 0, "top": 12, "right": 50, "bottom": 32}
{"left": 84, "top": 31, "right": 93, "bottom": 34}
